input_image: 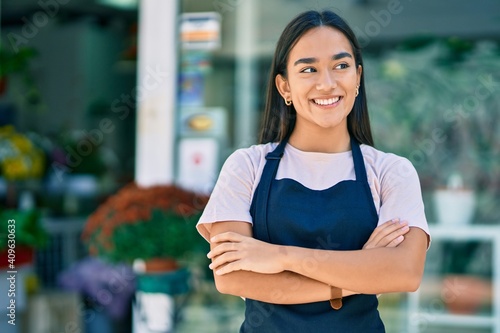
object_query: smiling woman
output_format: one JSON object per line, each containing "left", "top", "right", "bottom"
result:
{"left": 197, "top": 9, "right": 429, "bottom": 333}
{"left": 275, "top": 27, "right": 362, "bottom": 153}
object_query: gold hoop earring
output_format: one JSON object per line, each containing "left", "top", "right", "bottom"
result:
{"left": 285, "top": 99, "right": 292, "bottom": 106}
{"left": 355, "top": 85, "right": 360, "bottom": 97}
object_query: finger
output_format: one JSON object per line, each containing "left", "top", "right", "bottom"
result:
{"left": 210, "top": 231, "right": 243, "bottom": 244}
{"left": 215, "top": 261, "right": 242, "bottom": 275}
{"left": 207, "top": 242, "right": 238, "bottom": 259}
{"left": 367, "top": 220, "right": 408, "bottom": 248}
{"left": 378, "top": 224, "right": 410, "bottom": 247}
{"left": 209, "top": 251, "right": 242, "bottom": 271}
{"left": 369, "top": 219, "right": 403, "bottom": 245}
{"left": 387, "top": 235, "right": 405, "bottom": 247}
{"left": 383, "top": 220, "right": 409, "bottom": 238}
{"left": 370, "top": 218, "right": 400, "bottom": 239}
{"left": 379, "top": 218, "right": 400, "bottom": 229}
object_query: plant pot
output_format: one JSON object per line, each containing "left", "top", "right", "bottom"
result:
{"left": 433, "top": 189, "right": 476, "bottom": 225}
{"left": 143, "top": 258, "right": 179, "bottom": 273}
{"left": 132, "top": 259, "right": 190, "bottom": 333}
{"left": 0, "top": 76, "right": 7, "bottom": 95}
{"left": 0, "top": 246, "right": 34, "bottom": 269}
{"left": 441, "top": 275, "right": 492, "bottom": 314}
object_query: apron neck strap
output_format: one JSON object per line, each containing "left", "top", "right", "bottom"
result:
{"left": 350, "top": 138, "right": 368, "bottom": 183}
{"left": 257, "top": 134, "right": 291, "bottom": 243}
{"left": 265, "top": 133, "right": 290, "bottom": 160}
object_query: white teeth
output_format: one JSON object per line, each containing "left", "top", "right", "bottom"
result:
{"left": 314, "top": 97, "right": 340, "bottom": 105}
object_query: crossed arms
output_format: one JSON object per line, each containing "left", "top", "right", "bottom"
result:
{"left": 207, "top": 219, "right": 428, "bottom": 304}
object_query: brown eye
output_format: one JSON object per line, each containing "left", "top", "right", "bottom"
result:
{"left": 301, "top": 67, "right": 316, "bottom": 73}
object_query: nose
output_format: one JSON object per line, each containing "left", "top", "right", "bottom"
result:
{"left": 316, "top": 70, "right": 337, "bottom": 91}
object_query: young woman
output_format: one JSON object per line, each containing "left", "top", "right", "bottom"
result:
{"left": 197, "top": 10, "right": 430, "bottom": 332}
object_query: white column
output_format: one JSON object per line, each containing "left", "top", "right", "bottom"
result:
{"left": 494, "top": 232, "right": 500, "bottom": 333}
{"left": 135, "top": 0, "right": 178, "bottom": 186}
{"left": 234, "top": 0, "right": 258, "bottom": 147}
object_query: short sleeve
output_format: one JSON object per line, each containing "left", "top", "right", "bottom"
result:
{"left": 377, "top": 158, "right": 431, "bottom": 247}
{"left": 196, "top": 149, "right": 256, "bottom": 242}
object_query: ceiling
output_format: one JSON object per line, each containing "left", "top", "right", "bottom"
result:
{"left": 1, "top": 0, "right": 138, "bottom": 26}
{"left": 3, "top": 0, "right": 499, "bottom": 56}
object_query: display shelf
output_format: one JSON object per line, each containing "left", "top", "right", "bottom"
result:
{"left": 407, "top": 224, "right": 500, "bottom": 333}
{"left": 36, "top": 217, "right": 87, "bottom": 287}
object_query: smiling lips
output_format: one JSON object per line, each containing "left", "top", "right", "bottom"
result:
{"left": 313, "top": 96, "right": 342, "bottom": 106}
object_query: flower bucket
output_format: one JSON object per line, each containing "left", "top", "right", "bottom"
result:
{"left": 133, "top": 268, "right": 190, "bottom": 333}
{"left": 433, "top": 189, "right": 476, "bottom": 225}
{"left": 136, "top": 267, "right": 190, "bottom": 295}
{"left": 133, "top": 291, "right": 175, "bottom": 333}
{"left": 442, "top": 275, "right": 492, "bottom": 314}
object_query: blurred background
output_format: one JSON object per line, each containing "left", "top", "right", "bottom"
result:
{"left": 0, "top": 0, "right": 499, "bottom": 332}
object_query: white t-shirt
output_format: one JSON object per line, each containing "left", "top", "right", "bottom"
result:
{"left": 197, "top": 142, "right": 430, "bottom": 244}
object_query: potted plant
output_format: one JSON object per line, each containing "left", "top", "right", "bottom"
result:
{"left": 82, "top": 182, "right": 208, "bottom": 265}
{"left": 0, "top": 209, "right": 48, "bottom": 267}
{"left": 439, "top": 241, "right": 493, "bottom": 314}
{"left": 0, "top": 44, "right": 40, "bottom": 105}
{"left": 0, "top": 125, "right": 47, "bottom": 208}
{"left": 433, "top": 173, "right": 476, "bottom": 226}
{"left": 82, "top": 182, "right": 209, "bottom": 332}
{"left": 0, "top": 209, "right": 48, "bottom": 320}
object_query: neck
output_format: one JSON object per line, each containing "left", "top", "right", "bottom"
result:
{"left": 288, "top": 123, "right": 351, "bottom": 153}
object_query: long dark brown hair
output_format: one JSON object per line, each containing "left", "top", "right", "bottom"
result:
{"left": 259, "top": 10, "right": 374, "bottom": 146}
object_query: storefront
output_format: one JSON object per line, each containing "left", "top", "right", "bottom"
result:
{"left": 1, "top": 0, "right": 500, "bottom": 332}
{"left": 136, "top": 0, "right": 500, "bottom": 195}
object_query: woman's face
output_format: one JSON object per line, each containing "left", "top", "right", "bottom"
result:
{"left": 276, "top": 26, "right": 361, "bottom": 132}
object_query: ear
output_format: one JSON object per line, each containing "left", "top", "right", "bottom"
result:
{"left": 356, "top": 65, "right": 363, "bottom": 87}
{"left": 275, "top": 74, "right": 291, "bottom": 101}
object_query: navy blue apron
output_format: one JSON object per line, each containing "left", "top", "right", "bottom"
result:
{"left": 242, "top": 136, "right": 384, "bottom": 333}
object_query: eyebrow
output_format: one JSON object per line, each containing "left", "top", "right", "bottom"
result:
{"left": 293, "top": 52, "right": 353, "bottom": 66}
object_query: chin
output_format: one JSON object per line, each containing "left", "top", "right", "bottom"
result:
{"left": 314, "top": 122, "right": 343, "bottom": 130}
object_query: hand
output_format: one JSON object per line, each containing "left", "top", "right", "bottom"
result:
{"left": 363, "top": 219, "right": 410, "bottom": 250}
{"left": 207, "top": 232, "right": 285, "bottom": 276}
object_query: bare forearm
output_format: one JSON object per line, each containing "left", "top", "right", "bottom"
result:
{"left": 282, "top": 228, "right": 427, "bottom": 294}
{"left": 284, "top": 247, "right": 410, "bottom": 293}
{"left": 214, "top": 270, "right": 356, "bottom": 304}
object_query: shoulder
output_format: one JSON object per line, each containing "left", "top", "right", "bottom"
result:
{"left": 223, "top": 142, "right": 277, "bottom": 172}
{"left": 216, "top": 142, "right": 278, "bottom": 187}
{"left": 235, "top": 142, "right": 278, "bottom": 159}
{"left": 360, "top": 144, "right": 418, "bottom": 184}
